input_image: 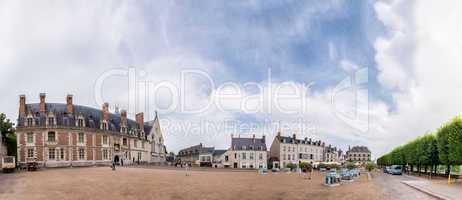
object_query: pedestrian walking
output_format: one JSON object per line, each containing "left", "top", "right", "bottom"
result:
{"left": 185, "top": 163, "right": 191, "bottom": 176}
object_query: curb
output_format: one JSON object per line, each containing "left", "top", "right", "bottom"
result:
{"left": 401, "top": 181, "right": 450, "bottom": 200}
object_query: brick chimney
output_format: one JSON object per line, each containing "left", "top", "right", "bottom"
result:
{"left": 136, "top": 112, "right": 144, "bottom": 129}
{"left": 292, "top": 133, "right": 296, "bottom": 140}
{"left": 102, "top": 103, "right": 109, "bottom": 121}
{"left": 66, "top": 94, "right": 73, "bottom": 114}
{"left": 120, "top": 109, "right": 127, "bottom": 126}
{"left": 277, "top": 131, "right": 281, "bottom": 137}
{"left": 19, "top": 95, "right": 26, "bottom": 117}
{"left": 252, "top": 134, "right": 255, "bottom": 143}
{"left": 262, "top": 135, "right": 266, "bottom": 143}
{"left": 39, "top": 93, "right": 46, "bottom": 113}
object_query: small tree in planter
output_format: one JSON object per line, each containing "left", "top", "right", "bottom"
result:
{"left": 299, "top": 162, "right": 312, "bottom": 171}
{"left": 346, "top": 162, "right": 356, "bottom": 170}
{"left": 286, "top": 163, "right": 297, "bottom": 171}
{"left": 365, "top": 162, "right": 376, "bottom": 172}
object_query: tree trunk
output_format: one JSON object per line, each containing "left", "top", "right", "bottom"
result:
{"left": 446, "top": 165, "right": 451, "bottom": 176}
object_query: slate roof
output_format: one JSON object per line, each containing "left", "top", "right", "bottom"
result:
{"left": 348, "top": 146, "right": 371, "bottom": 153}
{"left": 231, "top": 137, "right": 267, "bottom": 151}
{"left": 277, "top": 136, "right": 323, "bottom": 146}
{"left": 18, "top": 103, "right": 152, "bottom": 135}
{"left": 178, "top": 144, "right": 204, "bottom": 155}
{"left": 212, "top": 150, "right": 227, "bottom": 156}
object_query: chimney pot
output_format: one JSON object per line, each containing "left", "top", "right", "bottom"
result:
{"left": 136, "top": 112, "right": 144, "bottom": 130}
{"left": 66, "top": 94, "right": 73, "bottom": 114}
{"left": 19, "top": 95, "right": 26, "bottom": 117}
{"left": 120, "top": 110, "right": 127, "bottom": 126}
{"left": 39, "top": 93, "right": 46, "bottom": 113}
{"left": 102, "top": 103, "right": 110, "bottom": 121}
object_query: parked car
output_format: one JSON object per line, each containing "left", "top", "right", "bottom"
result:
{"left": 389, "top": 165, "right": 402, "bottom": 175}
{"left": 384, "top": 166, "right": 391, "bottom": 174}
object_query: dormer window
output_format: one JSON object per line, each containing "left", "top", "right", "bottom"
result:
{"left": 48, "top": 117, "right": 55, "bottom": 126}
{"left": 101, "top": 122, "right": 108, "bottom": 130}
{"left": 77, "top": 118, "right": 84, "bottom": 127}
{"left": 27, "top": 117, "right": 33, "bottom": 126}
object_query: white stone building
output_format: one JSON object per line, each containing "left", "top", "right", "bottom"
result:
{"left": 269, "top": 133, "right": 324, "bottom": 168}
{"left": 226, "top": 135, "right": 267, "bottom": 169}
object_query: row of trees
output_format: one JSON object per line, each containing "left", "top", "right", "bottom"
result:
{"left": 377, "top": 117, "right": 462, "bottom": 176}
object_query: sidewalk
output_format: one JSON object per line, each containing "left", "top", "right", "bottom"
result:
{"left": 401, "top": 176, "right": 462, "bottom": 200}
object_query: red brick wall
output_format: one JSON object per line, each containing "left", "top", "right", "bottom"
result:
{"left": 36, "top": 133, "right": 43, "bottom": 145}
{"left": 19, "top": 132, "right": 25, "bottom": 145}
{"left": 95, "top": 147, "right": 102, "bottom": 160}
{"left": 72, "top": 133, "right": 77, "bottom": 146}
{"left": 58, "top": 132, "right": 68, "bottom": 145}
{"left": 95, "top": 133, "right": 101, "bottom": 147}
{"left": 37, "top": 147, "right": 43, "bottom": 161}
{"left": 86, "top": 133, "right": 93, "bottom": 160}
{"left": 19, "top": 147, "right": 25, "bottom": 162}
{"left": 87, "top": 147, "right": 93, "bottom": 160}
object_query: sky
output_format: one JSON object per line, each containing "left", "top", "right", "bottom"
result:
{"left": 1, "top": 0, "right": 462, "bottom": 158}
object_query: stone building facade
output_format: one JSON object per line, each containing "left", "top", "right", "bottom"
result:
{"left": 269, "top": 132, "right": 325, "bottom": 168}
{"left": 226, "top": 135, "right": 267, "bottom": 169}
{"left": 16, "top": 94, "right": 167, "bottom": 167}
{"left": 346, "top": 146, "right": 371, "bottom": 164}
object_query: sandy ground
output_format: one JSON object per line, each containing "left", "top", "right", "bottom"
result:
{"left": 0, "top": 167, "right": 382, "bottom": 200}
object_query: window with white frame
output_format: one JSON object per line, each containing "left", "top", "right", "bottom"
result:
{"left": 27, "top": 117, "right": 33, "bottom": 126}
{"left": 48, "top": 148, "right": 55, "bottom": 160}
{"left": 102, "top": 135, "right": 108, "bottom": 145}
{"left": 48, "top": 132, "right": 56, "bottom": 142}
{"left": 48, "top": 117, "right": 55, "bottom": 126}
{"left": 102, "top": 122, "right": 108, "bottom": 130}
{"left": 142, "top": 141, "right": 145, "bottom": 149}
{"left": 78, "top": 148, "right": 85, "bottom": 160}
{"left": 77, "top": 118, "right": 84, "bottom": 127}
{"left": 27, "top": 132, "right": 34, "bottom": 144}
{"left": 134, "top": 140, "right": 138, "bottom": 148}
{"left": 27, "top": 148, "right": 34, "bottom": 158}
{"left": 241, "top": 152, "right": 246, "bottom": 160}
{"left": 250, "top": 152, "right": 254, "bottom": 159}
{"left": 103, "top": 149, "right": 109, "bottom": 160}
{"left": 259, "top": 153, "right": 263, "bottom": 160}
{"left": 78, "top": 133, "right": 84, "bottom": 144}
{"left": 60, "top": 148, "right": 64, "bottom": 160}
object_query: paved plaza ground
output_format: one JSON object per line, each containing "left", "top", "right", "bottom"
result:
{"left": 0, "top": 167, "right": 434, "bottom": 200}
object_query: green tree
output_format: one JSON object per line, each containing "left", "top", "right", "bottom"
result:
{"left": 285, "top": 163, "right": 297, "bottom": 171}
{"left": 365, "top": 162, "right": 376, "bottom": 172}
{"left": 346, "top": 162, "right": 356, "bottom": 170}
{"left": 0, "top": 113, "right": 16, "bottom": 156}
{"left": 437, "top": 121, "right": 452, "bottom": 175}
{"left": 299, "top": 162, "right": 312, "bottom": 171}
{"left": 448, "top": 117, "right": 462, "bottom": 166}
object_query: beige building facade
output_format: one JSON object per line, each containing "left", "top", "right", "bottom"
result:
{"left": 270, "top": 133, "right": 325, "bottom": 168}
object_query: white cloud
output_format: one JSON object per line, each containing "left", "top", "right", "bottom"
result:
{"left": 371, "top": 0, "right": 462, "bottom": 157}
